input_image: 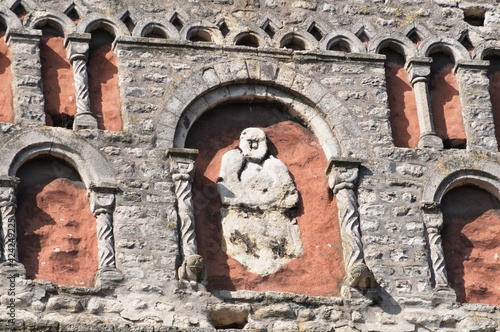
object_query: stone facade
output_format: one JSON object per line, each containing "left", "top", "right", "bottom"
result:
{"left": 0, "top": 0, "right": 499, "bottom": 331}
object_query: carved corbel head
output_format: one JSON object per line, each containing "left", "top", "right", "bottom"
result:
{"left": 178, "top": 254, "right": 207, "bottom": 284}
{"left": 167, "top": 148, "right": 199, "bottom": 182}
{"left": 326, "top": 158, "right": 361, "bottom": 194}
{"left": 421, "top": 201, "right": 443, "bottom": 232}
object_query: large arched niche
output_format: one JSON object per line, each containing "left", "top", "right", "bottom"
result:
{"left": 422, "top": 154, "right": 500, "bottom": 305}
{"left": 185, "top": 99, "right": 345, "bottom": 296}
{"left": 0, "top": 128, "right": 122, "bottom": 286}
{"left": 16, "top": 155, "right": 98, "bottom": 287}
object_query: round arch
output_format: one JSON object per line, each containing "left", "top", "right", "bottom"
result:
{"left": 0, "top": 5, "right": 22, "bottom": 29}
{"left": 368, "top": 33, "right": 418, "bottom": 58}
{"left": 0, "top": 128, "right": 116, "bottom": 188}
{"left": 77, "top": 12, "right": 130, "bottom": 37}
{"left": 422, "top": 153, "right": 500, "bottom": 205}
{"left": 26, "top": 10, "right": 75, "bottom": 36}
{"left": 156, "top": 59, "right": 367, "bottom": 160}
{"left": 419, "top": 36, "right": 471, "bottom": 61}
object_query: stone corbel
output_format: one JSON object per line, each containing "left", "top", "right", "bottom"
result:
{"left": 326, "top": 158, "right": 375, "bottom": 294}
{"left": 405, "top": 57, "right": 443, "bottom": 149}
{"left": 421, "top": 201, "right": 454, "bottom": 296}
{"left": 167, "top": 148, "right": 207, "bottom": 284}
{"left": 65, "top": 33, "right": 98, "bottom": 130}
{"left": 88, "top": 183, "right": 123, "bottom": 283}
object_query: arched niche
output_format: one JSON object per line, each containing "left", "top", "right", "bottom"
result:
{"left": 441, "top": 185, "right": 500, "bottom": 305}
{"left": 15, "top": 155, "right": 98, "bottom": 287}
{"left": 163, "top": 62, "right": 375, "bottom": 296}
{"left": 184, "top": 100, "right": 344, "bottom": 296}
{"left": 0, "top": 128, "right": 122, "bottom": 285}
{"left": 421, "top": 154, "right": 500, "bottom": 301}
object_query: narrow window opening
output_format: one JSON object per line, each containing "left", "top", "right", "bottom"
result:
{"left": 463, "top": 8, "right": 486, "bottom": 27}
{"left": 328, "top": 40, "right": 350, "bottom": 52}
{"left": 407, "top": 29, "right": 422, "bottom": 46}
{"left": 262, "top": 20, "right": 275, "bottom": 38}
{"left": 189, "top": 30, "right": 212, "bottom": 43}
{"left": 356, "top": 30, "right": 370, "bottom": 47}
{"left": 121, "top": 12, "right": 136, "bottom": 33}
{"left": 64, "top": 4, "right": 81, "bottom": 23}
{"left": 283, "top": 35, "right": 305, "bottom": 51}
{"left": 170, "top": 13, "right": 184, "bottom": 31}
{"left": 235, "top": 33, "right": 259, "bottom": 47}
{"left": 144, "top": 27, "right": 167, "bottom": 39}
{"left": 219, "top": 22, "right": 230, "bottom": 38}
{"left": 459, "top": 33, "right": 474, "bottom": 53}
{"left": 307, "top": 23, "right": 323, "bottom": 41}
{"left": 12, "top": 2, "right": 28, "bottom": 22}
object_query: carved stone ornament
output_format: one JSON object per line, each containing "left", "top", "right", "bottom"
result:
{"left": 217, "top": 128, "right": 302, "bottom": 276}
{"left": 167, "top": 148, "right": 199, "bottom": 261}
{"left": 177, "top": 254, "right": 207, "bottom": 284}
{"left": 326, "top": 158, "right": 375, "bottom": 290}
{"left": 0, "top": 177, "right": 20, "bottom": 263}
{"left": 88, "top": 183, "right": 123, "bottom": 282}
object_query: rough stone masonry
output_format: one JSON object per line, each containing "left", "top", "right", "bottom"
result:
{"left": 0, "top": 0, "right": 499, "bottom": 331}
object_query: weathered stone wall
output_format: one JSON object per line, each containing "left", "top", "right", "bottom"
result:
{"left": 0, "top": 0, "right": 499, "bottom": 331}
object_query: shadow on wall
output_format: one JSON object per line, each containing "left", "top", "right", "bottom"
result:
{"left": 186, "top": 102, "right": 344, "bottom": 297}
{"left": 442, "top": 185, "right": 500, "bottom": 305}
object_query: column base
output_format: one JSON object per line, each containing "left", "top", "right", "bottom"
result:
{"left": 432, "top": 284, "right": 456, "bottom": 305}
{"left": 73, "top": 113, "right": 98, "bottom": 130}
{"left": 418, "top": 132, "right": 443, "bottom": 149}
{"left": 0, "top": 261, "right": 26, "bottom": 278}
{"left": 96, "top": 266, "right": 124, "bottom": 287}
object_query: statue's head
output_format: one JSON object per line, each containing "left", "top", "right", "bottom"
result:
{"left": 186, "top": 254, "right": 205, "bottom": 274}
{"left": 239, "top": 128, "right": 268, "bottom": 163}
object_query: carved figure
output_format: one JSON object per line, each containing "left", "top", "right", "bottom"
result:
{"left": 178, "top": 254, "right": 207, "bottom": 284}
{"left": 217, "top": 128, "right": 302, "bottom": 276}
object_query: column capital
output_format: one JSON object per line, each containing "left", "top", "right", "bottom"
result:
{"left": 0, "top": 176, "right": 20, "bottom": 189}
{"left": 65, "top": 33, "right": 92, "bottom": 62}
{"left": 326, "top": 157, "right": 362, "bottom": 194}
{"left": 6, "top": 28, "right": 42, "bottom": 46}
{"left": 89, "top": 183, "right": 117, "bottom": 215}
{"left": 405, "top": 57, "right": 432, "bottom": 84}
{"left": 454, "top": 59, "right": 490, "bottom": 73}
{"left": 167, "top": 148, "right": 199, "bottom": 180}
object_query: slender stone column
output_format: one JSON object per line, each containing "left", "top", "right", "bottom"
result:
{"left": 167, "top": 149, "right": 199, "bottom": 259}
{"left": 66, "top": 33, "right": 98, "bottom": 130}
{"left": 0, "top": 177, "right": 20, "bottom": 264}
{"left": 406, "top": 57, "right": 443, "bottom": 149}
{"left": 89, "top": 184, "right": 123, "bottom": 282}
{"left": 327, "top": 158, "right": 375, "bottom": 291}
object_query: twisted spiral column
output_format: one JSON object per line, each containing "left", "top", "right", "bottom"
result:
{"left": 90, "top": 187, "right": 117, "bottom": 269}
{"left": 66, "top": 35, "right": 97, "bottom": 129}
{"left": 422, "top": 202, "right": 449, "bottom": 288}
{"left": 0, "top": 178, "right": 19, "bottom": 263}
{"left": 168, "top": 149, "right": 199, "bottom": 261}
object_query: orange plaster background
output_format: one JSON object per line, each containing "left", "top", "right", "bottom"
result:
{"left": 40, "top": 32, "right": 77, "bottom": 126}
{"left": 381, "top": 48, "right": 420, "bottom": 148}
{"left": 186, "top": 103, "right": 344, "bottom": 296}
{"left": 429, "top": 53, "right": 466, "bottom": 147}
{"left": 88, "top": 31, "right": 122, "bottom": 131}
{"left": 0, "top": 28, "right": 14, "bottom": 123}
{"left": 442, "top": 185, "right": 500, "bottom": 305}
{"left": 17, "top": 176, "right": 98, "bottom": 287}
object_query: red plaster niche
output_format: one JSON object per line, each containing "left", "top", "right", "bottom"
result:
{"left": 380, "top": 48, "right": 420, "bottom": 148}
{"left": 441, "top": 185, "right": 500, "bottom": 305}
{"left": 487, "top": 57, "right": 500, "bottom": 151}
{"left": 40, "top": 29, "right": 77, "bottom": 127}
{"left": 0, "top": 27, "right": 14, "bottom": 123}
{"left": 186, "top": 103, "right": 344, "bottom": 296}
{"left": 17, "top": 178, "right": 98, "bottom": 287}
{"left": 429, "top": 52, "right": 466, "bottom": 148}
{"left": 88, "top": 30, "right": 122, "bottom": 131}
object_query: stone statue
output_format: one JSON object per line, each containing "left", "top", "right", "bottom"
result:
{"left": 178, "top": 254, "right": 207, "bottom": 284}
{"left": 217, "top": 128, "right": 302, "bottom": 276}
